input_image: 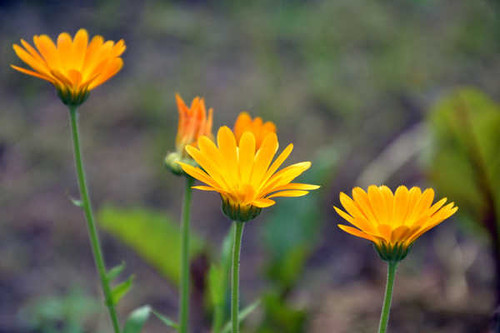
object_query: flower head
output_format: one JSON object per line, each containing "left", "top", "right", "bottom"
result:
{"left": 234, "top": 112, "right": 276, "bottom": 149}
{"left": 11, "top": 28, "right": 125, "bottom": 106}
{"left": 335, "top": 185, "right": 458, "bottom": 261}
{"left": 175, "top": 94, "right": 214, "bottom": 154}
{"left": 165, "top": 94, "right": 214, "bottom": 175}
{"left": 178, "top": 126, "right": 319, "bottom": 222}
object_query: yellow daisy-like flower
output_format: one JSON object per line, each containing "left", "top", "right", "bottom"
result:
{"left": 11, "top": 28, "right": 125, "bottom": 106}
{"left": 234, "top": 112, "right": 276, "bottom": 149}
{"left": 175, "top": 93, "right": 214, "bottom": 154}
{"left": 335, "top": 185, "right": 458, "bottom": 261}
{"left": 178, "top": 126, "right": 319, "bottom": 222}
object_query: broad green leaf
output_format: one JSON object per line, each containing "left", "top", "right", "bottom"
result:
{"left": 107, "top": 261, "right": 126, "bottom": 282}
{"left": 123, "top": 305, "right": 151, "bottom": 333}
{"left": 428, "top": 88, "right": 500, "bottom": 235}
{"left": 151, "top": 309, "right": 179, "bottom": 330}
{"left": 111, "top": 275, "right": 134, "bottom": 305}
{"left": 98, "top": 206, "right": 204, "bottom": 285}
{"left": 221, "top": 299, "right": 261, "bottom": 333}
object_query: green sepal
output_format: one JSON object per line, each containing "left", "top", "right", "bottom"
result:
{"left": 123, "top": 305, "right": 151, "bottom": 333}
{"left": 107, "top": 261, "right": 126, "bottom": 282}
{"left": 152, "top": 309, "right": 179, "bottom": 330}
{"left": 220, "top": 299, "right": 261, "bottom": 333}
{"left": 58, "top": 88, "right": 89, "bottom": 107}
{"left": 164, "top": 152, "right": 198, "bottom": 176}
{"left": 374, "top": 242, "right": 412, "bottom": 262}
{"left": 111, "top": 275, "right": 134, "bottom": 305}
{"left": 221, "top": 197, "right": 261, "bottom": 223}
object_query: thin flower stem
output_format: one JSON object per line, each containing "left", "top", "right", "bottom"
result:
{"left": 378, "top": 261, "right": 398, "bottom": 333}
{"left": 231, "top": 221, "right": 245, "bottom": 333}
{"left": 68, "top": 106, "right": 121, "bottom": 333}
{"left": 179, "top": 176, "right": 194, "bottom": 333}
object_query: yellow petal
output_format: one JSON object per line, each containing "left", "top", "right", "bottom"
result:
{"left": 10, "top": 65, "right": 54, "bottom": 83}
{"left": 334, "top": 206, "right": 375, "bottom": 233}
{"left": 185, "top": 145, "right": 230, "bottom": 189}
{"left": 352, "top": 187, "right": 378, "bottom": 224}
{"left": 266, "top": 190, "right": 309, "bottom": 198}
{"left": 390, "top": 226, "right": 411, "bottom": 243}
{"left": 339, "top": 192, "right": 365, "bottom": 219}
{"left": 239, "top": 131, "right": 256, "bottom": 183}
{"left": 72, "top": 29, "right": 89, "bottom": 70}
{"left": 260, "top": 161, "right": 311, "bottom": 195}
{"left": 34, "top": 34, "right": 60, "bottom": 68}
{"left": 250, "top": 132, "right": 278, "bottom": 186}
{"left": 87, "top": 57, "right": 123, "bottom": 89}
{"left": 271, "top": 183, "right": 320, "bottom": 191}
{"left": 368, "top": 185, "right": 388, "bottom": 225}
{"left": 217, "top": 126, "right": 238, "bottom": 183}
{"left": 252, "top": 198, "right": 276, "bottom": 208}
{"left": 177, "top": 162, "right": 222, "bottom": 190}
{"left": 192, "top": 185, "right": 221, "bottom": 192}
{"left": 12, "top": 44, "right": 50, "bottom": 76}
{"left": 338, "top": 224, "right": 377, "bottom": 242}
{"left": 57, "top": 32, "right": 73, "bottom": 70}
{"left": 393, "top": 186, "right": 410, "bottom": 224}
{"left": 262, "top": 143, "right": 293, "bottom": 183}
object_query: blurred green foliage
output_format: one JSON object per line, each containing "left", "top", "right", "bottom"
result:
{"left": 259, "top": 147, "right": 338, "bottom": 332}
{"left": 97, "top": 206, "right": 204, "bottom": 285}
{"left": 19, "top": 287, "right": 99, "bottom": 333}
{"left": 207, "top": 226, "right": 234, "bottom": 332}
{"left": 428, "top": 88, "right": 500, "bottom": 235}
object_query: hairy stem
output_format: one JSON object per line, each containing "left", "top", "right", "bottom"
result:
{"left": 378, "top": 261, "right": 398, "bottom": 333}
{"left": 68, "top": 106, "right": 120, "bottom": 333}
{"left": 231, "top": 221, "right": 245, "bottom": 333}
{"left": 179, "top": 176, "right": 194, "bottom": 333}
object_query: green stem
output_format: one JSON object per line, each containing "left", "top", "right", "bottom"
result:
{"left": 231, "top": 221, "right": 245, "bottom": 333}
{"left": 378, "top": 261, "right": 398, "bottom": 333}
{"left": 68, "top": 106, "right": 120, "bottom": 333}
{"left": 179, "top": 176, "right": 194, "bottom": 333}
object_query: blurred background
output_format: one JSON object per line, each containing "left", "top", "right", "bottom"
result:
{"left": 1, "top": 0, "right": 500, "bottom": 332}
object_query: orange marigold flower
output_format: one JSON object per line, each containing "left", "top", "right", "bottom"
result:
{"left": 175, "top": 94, "right": 214, "bottom": 154}
{"left": 11, "top": 28, "right": 125, "bottom": 106}
{"left": 234, "top": 112, "right": 276, "bottom": 149}
{"left": 335, "top": 185, "right": 458, "bottom": 261}
{"left": 178, "top": 126, "right": 319, "bottom": 222}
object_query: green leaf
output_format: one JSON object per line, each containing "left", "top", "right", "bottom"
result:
{"left": 111, "top": 275, "right": 134, "bottom": 305}
{"left": 151, "top": 309, "right": 179, "bottom": 330}
{"left": 220, "top": 299, "right": 261, "bottom": 333}
{"left": 107, "top": 261, "right": 126, "bottom": 282}
{"left": 123, "top": 305, "right": 151, "bottom": 333}
{"left": 97, "top": 206, "right": 204, "bottom": 285}
{"left": 428, "top": 88, "right": 500, "bottom": 235}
